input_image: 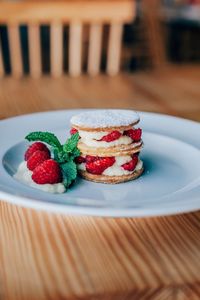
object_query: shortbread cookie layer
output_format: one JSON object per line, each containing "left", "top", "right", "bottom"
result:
{"left": 79, "top": 168, "right": 144, "bottom": 184}
{"left": 78, "top": 141, "right": 143, "bottom": 156}
{"left": 71, "top": 109, "right": 140, "bottom": 132}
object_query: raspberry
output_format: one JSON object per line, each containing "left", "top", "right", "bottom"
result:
{"left": 121, "top": 156, "right": 138, "bottom": 171}
{"left": 27, "top": 150, "right": 50, "bottom": 171}
{"left": 25, "top": 142, "right": 50, "bottom": 161}
{"left": 70, "top": 128, "right": 78, "bottom": 135}
{"left": 98, "top": 131, "right": 122, "bottom": 142}
{"left": 32, "top": 159, "right": 62, "bottom": 184}
{"left": 85, "top": 155, "right": 98, "bottom": 163}
{"left": 124, "top": 128, "right": 142, "bottom": 142}
{"left": 75, "top": 156, "right": 86, "bottom": 164}
{"left": 86, "top": 157, "right": 115, "bottom": 175}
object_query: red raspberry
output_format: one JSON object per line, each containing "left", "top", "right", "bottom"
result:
{"left": 98, "top": 131, "right": 122, "bottom": 142}
{"left": 124, "top": 128, "right": 142, "bottom": 142}
{"left": 86, "top": 157, "right": 115, "bottom": 175}
{"left": 121, "top": 156, "right": 138, "bottom": 171}
{"left": 75, "top": 156, "right": 86, "bottom": 164}
{"left": 70, "top": 128, "right": 78, "bottom": 135}
{"left": 27, "top": 150, "right": 50, "bottom": 171}
{"left": 85, "top": 155, "right": 98, "bottom": 163}
{"left": 32, "top": 159, "right": 62, "bottom": 184}
{"left": 25, "top": 142, "right": 50, "bottom": 161}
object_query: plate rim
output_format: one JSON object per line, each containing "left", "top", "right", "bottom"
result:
{"left": 1, "top": 109, "right": 200, "bottom": 217}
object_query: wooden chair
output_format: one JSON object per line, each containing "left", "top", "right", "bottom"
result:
{"left": 139, "top": 0, "right": 168, "bottom": 69}
{"left": 0, "top": 0, "right": 135, "bottom": 78}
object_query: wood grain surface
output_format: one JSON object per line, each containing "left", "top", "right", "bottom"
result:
{"left": 0, "top": 65, "right": 200, "bottom": 300}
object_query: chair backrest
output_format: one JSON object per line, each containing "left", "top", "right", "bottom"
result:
{"left": 0, "top": 0, "right": 135, "bottom": 78}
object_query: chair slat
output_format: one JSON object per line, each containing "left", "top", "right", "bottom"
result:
{"left": 88, "top": 23, "right": 102, "bottom": 76}
{"left": 8, "top": 24, "right": 23, "bottom": 78}
{"left": 0, "top": 40, "right": 4, "bottom": 77}
{"left": 28, "top": 24, "right": 41, "bottom": 78}
{"left": 50, "top": 23, "right": 63, "bottom": 77}
{"left": 106, "top": 23, "right": 123, "bottom": 76}
{"left": 69, "top": 23, "right": 82, "bottom": 77}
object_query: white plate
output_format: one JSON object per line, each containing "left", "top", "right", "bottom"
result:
{"left": 0, "top": 109, "right": 200, "bottom": 217}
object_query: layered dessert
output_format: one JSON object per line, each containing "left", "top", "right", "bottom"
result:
{"left": 13, "top": 110, "right": 144, "bottom": 193}
{"left": 70, "top": 109, "right": 144, "bottom": 183}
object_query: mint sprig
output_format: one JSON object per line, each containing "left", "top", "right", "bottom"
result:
{"left": 60, "top": 161, "right": 77, "bottom": 187}
{"left": 63, "top": 132, "right": 80, "bottom": 153}
{"left": 25, "top": 131, "right": 80, "bottom": 189}
{"left": 26, "top": 132, "right": 62, "bottom": 151}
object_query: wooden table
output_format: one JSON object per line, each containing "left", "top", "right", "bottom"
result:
{"left": 1, "top": 65, "right": 200, "bottom": 300}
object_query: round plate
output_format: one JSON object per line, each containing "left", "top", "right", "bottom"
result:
{"left": 0, "top": 109, "right": 200, "bottom": 217}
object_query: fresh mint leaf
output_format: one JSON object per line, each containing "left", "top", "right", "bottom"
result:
{"left": 71, "top": 148, "right": 81, "bottom": 159}
{"left": 53, "top": 148, "right": 59, "bottom": 162}
{"left": 61, "top": 161, "right": 77, "bottom": 187}
{"left": 26, "top": 132, "right": 62, "bottom": 150}
{"left": 63, "top": 132, "right": 79, "bottom": 153}
{"left": 56, "top": 152, "right": 70, "bottom": 163}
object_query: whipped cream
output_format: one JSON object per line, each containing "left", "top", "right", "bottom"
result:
{"left": 103, "top": 158, "right": 143, "bottom": 176}
{"left": 77, "top": 156, "right": 143, "bottom": 176}
{"left": 14, "top": 161, "right": 66, "bottom": 193}
{"left": 78, "top": 129, "right": 141, "bottom": 148}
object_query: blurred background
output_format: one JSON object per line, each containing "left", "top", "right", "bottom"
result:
{"left": 1, "top": 0, "right": 200, "bottom": 73}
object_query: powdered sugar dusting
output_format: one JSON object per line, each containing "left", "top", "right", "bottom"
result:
{"left": 70, "top": 110, "right": 140, "bottom": 128}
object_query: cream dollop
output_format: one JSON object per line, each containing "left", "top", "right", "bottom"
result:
{"left": 14, "top": 161, "right": 66, "bottom": 193}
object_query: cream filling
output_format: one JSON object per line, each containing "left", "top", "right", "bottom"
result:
{"left": 14, "top": 161, "right": 66, "bottom": 194}
{"left": 78, "top": 129, "right": 141, "bottom": 148}
{"left": 103, "top": 158, "right": 143, "bottom": 176}
{"left": 77, "top": 156, "right": 143, "bottom": 176}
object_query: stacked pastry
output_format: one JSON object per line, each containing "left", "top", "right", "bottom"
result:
{"left": 70, "top": 109, "right": 144, "bottom": 184}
